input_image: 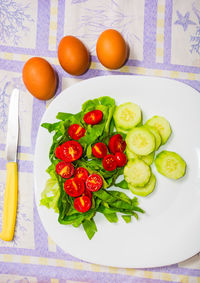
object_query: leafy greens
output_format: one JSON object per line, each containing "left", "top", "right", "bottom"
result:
{"left": 40, "top": 96, "right": 144, "bottom": 239}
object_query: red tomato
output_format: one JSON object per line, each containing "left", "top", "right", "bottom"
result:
{"left": 92, "top": 142, "right": 107, "bottom": 158}
{"left": 55, "top": 145, "right": 62, "bottom": 159}
{"left": 74, "top": 167, "right": 89, "bottom": 183}
{"left": 56, "top": 161, "right": 74, "bottom": 178}
{"left": 108, "top": 134, "right": 126, "bottom": 154}
{"left": 64, "top": 178, "right": 85, "bottom": 197}
{"left": 60, "top": 141, "right": 83, "bottom": 162}
{"left": 68, "top": 124, "right": 86, "bottom": 140}
{"left": 103, "top": 154, "right": 117, "bottom": 171}
{"left": 74, "top": 195, "right": 91, "bottom": 213}
{"left": 83, "top": 110, "right": 103, "bottom": 125}
{"left": 115, "top": 152, "right": 127, "bottom": 167}
{"left": 82, "top": 189, "right": 92, "bottom": 199}
{"left": 86, "top": 174, "right": 103, "bottom": 192}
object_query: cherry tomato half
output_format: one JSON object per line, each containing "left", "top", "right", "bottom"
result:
{"left": 83, "top": 110, "right": 103, "bottom": 125}
{"left": 86, "top": 174, "right": 103, "bottom": 192}
{"left": 82, "top": 188, "right": 92, "bottom": 199}
{"left": 92, "top": 142, "right": 107, "bottom": 158}
{"left": 68, "top": 124, "right": 86, "bottom": 140}
{"left": 74, "top": 195, "right": 91, "bottom": 213}
{"left": 56, "top": 161, "right": 74, "bottom": 178}
{"left": 60, "top": 141, "right": 83, "bottom": 162}
{"left": 64, "top": 178, "right": 85, "bottom": 197}
{"left": 74, "top": 167, "right": 89, "bottom": 183}
{"left": 115, "top": 152, "right": 127, "bottom": 167}
{"left": 103, "top": 154, "right": 117, "bottom": 171}
{"left": 108, "top": 134, "right": 126, "bottom": 154}
{"left": 55, "top": 145, "right": 62, "bottom": 159}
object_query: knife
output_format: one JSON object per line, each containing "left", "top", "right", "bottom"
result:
{"left": 0, "top": 89, "right": 19, "bottom": 241}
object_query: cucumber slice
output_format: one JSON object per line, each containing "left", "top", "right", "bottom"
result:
{"left": 126, "top": 147, "right": 137, "bottom": 160}
{"left": 155, "top": 150, "right": 186, "bottom": 180}
{"left": 145, "top": 116, "right": 171, "bottom": 144}
{"left": 126, "top": 147, "right": 154, "bottom": 165}
{"left": 115, "top": 125, "right": 128, "bottom": 135}
{"left": 114, "top": 102, "right": 142, "bottom": 130}
{"left": 124, "top": 159, "right": 151, "bottom": 187}
{"left": 141, "top": 151, "right": 155, "bottom": 165}
{"left": 144, "top": 125, "right": 161, "bottom": 150}
{"left": 126, "top": 127, "right": 155, "bottom": 156}
{"left": 128, "top": 174, "right": 156, "bottom": 197}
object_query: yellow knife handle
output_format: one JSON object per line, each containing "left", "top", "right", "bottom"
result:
{"left": 0, "top": 162, "right": 18, "bottom": 241}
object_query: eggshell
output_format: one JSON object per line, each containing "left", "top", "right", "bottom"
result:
{"left": 22, "top": 57, "right": 57, "bottom": 100}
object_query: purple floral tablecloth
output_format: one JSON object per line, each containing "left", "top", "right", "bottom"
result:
{"left": 0, "top": 0, "right": 200, "bottom": 282}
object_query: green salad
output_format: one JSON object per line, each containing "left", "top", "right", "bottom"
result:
{"left": 40, "top": 96, "right": 186, "bottom": 239}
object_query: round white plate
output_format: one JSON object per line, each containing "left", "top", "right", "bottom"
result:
{"left": 34, "top": 75, "right": 200, "bottom": 268}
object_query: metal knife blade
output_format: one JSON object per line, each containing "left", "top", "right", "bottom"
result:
{"left": 5, "top": 89, "right": 19, "bottom": 162}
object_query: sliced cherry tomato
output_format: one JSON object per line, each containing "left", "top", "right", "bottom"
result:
{"left": 74, "top": 167, "right": 89, "bottom": 182}
{"left": 86, "top": 174, "right": 103, "bottom": 192}
{"left": 60, "top": 140, "right": 83, "bottom": 162}
{"left": 56, "top": 161, "right": 74, "bottom": 178}
{"left": 108, "top": 134, "right": 126, "bottom": 154}
{"left": 68, "top": 124, "right": 86, "bottom": 140}
{"left": 82, "top": 189, "right": 92, "bottom": 199}
{"left": 83, "top": 110, "right": 103, "bottom": 125}
{"left": 64, "top": 177, "right": 85, "bottom": 197}
{"left": 92, "top": 142, "right": 107, "bottom": 158}
{"left": 55, "top": 145, "right": 62, "bottom": 159}
{"left": 115, "top": 152, "right": 127, "bottom": 167}
{"left": 103, "top": 154, "right": 117, "bottom": 171}
{"left": 74, "top": 195, "right": 91, "bottom": 213}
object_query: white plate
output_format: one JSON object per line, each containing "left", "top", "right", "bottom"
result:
{"left": 34, "top": 75, "right": 200, "bottom": 268}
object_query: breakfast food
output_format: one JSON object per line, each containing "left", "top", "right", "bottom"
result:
{"left": 58, "top": 35, "right": 90, "bottom": 75}
{"left": 22, "top": 57, "right": 57, "bottom": 100}
{"left": 96, "top": 29, "right": 128, "bottom": 69}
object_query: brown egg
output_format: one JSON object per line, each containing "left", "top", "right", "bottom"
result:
{"left": 22, "top": 57, "right": 57, "bottom": 100}
{"left": 58, "top": 36, "right": 90, "bottom": 76}
{"left": 96, "top": 29, "right": 128, "bottom": 69}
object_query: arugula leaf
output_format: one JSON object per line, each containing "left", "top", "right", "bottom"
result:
{"left": 82, "top": 219, "right": 97, "bottom": 240}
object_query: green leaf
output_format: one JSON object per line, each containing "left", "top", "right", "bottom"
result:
{"left": 40, "top": 178, "right": 60, "bottom": 213}
{"left": 82, "top": 219, "right": 97, "bottom": 240}
{"left": 114, "top": 179, "right": 129, "bottom": 190}
{"left": 56, "top": 112, "right": 73, "bottom": 120}
{"left": 104, "top": 212, "right": 118, "bottom": 223}
{"left": 122, "top": 215, "right": 132, "bottom": 223}
{"left": 41, "top": 122, "right": 60, "bottom": 133}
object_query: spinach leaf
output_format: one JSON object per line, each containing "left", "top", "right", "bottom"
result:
{"left": 122, "top": 215, "right": 132, "bottom": 223}
{"left": 82, "top": 219, "right": 97, "bottom": 240}
{"left": 104, "top": 212, "right": 118, "bottom": 223}
{"left": 114, "top": 179, "right": 129, "bottom": 190}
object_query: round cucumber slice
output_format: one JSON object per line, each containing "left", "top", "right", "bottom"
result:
{"left": 155, "top": 150, "right": 186, "bottom": 180}
{"left": 126, "top": 127, "right": 155, "bottom": 156}
{"left": 114, "top": 102, "right": 142, "bottom": 130}
{"left": 128, "top": 174, "right": 156, "bottom": 197}
{"left": 126, "top": 147, "right": 137, "bottom": 160}
{"left": 141, "top": 151, "right": 155, "bottom": 165}
{"left": 126, "top": 147, "right": 154, "bottom": 165}
{"left": 124, "top": 159, "right": 151, "bottom": 187}
{"left": 144, "top": 125, "right": 161, "bottom": 150}
{"left": 145, "top": 116, "right": 171, "bottom": 145}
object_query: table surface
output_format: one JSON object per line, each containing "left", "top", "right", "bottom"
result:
{"left": 0, "top": 0, "right": 200, "bottom": 282}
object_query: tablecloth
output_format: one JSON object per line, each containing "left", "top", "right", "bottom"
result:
{"left": 0, "top": 0, "right": 200, "bottom": 282}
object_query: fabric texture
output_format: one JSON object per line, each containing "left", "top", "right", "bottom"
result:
{"left": 0, "top": 0, "right": 200, "bottom": 282}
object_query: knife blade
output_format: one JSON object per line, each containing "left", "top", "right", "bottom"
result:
{"left": 0, "top": 88, "right": 19, "bottom": 241}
